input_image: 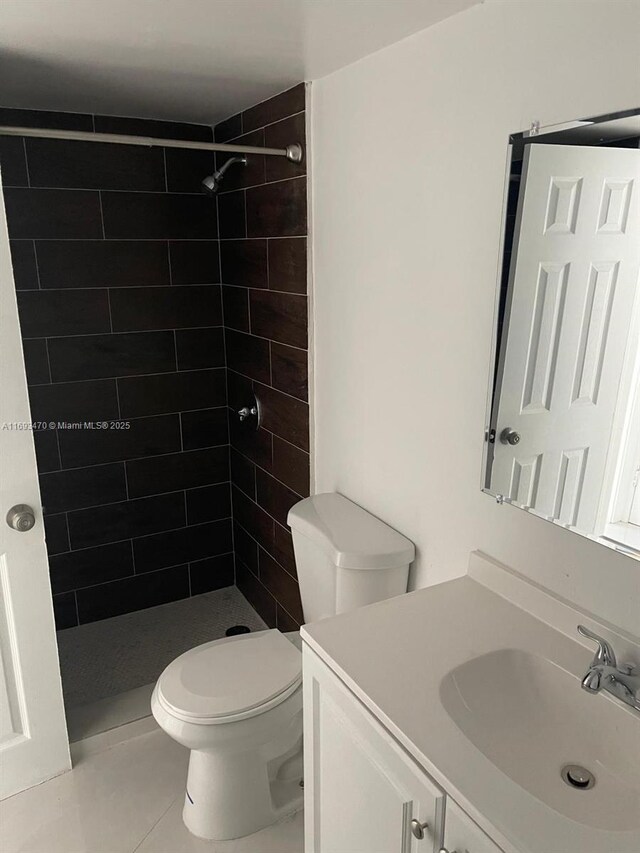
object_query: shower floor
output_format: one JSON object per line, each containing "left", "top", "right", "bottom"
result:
{"left": 57, "top": 586, "right": 267, "bottom": 741}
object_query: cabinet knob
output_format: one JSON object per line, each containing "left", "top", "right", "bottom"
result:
{"left": 410, "top": 818, "right": 429, "bottom": 840}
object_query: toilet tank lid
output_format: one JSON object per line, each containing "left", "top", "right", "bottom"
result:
{"left": 287, "top": 493, "right": 415, "bottom": 570}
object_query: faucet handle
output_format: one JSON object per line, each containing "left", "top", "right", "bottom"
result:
{"left": 578, "top": 625, "right": 617, "bottom": 667}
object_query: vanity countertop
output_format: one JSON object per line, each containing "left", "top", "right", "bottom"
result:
{"left": 301, "top": 556, "right": 640, "bottom": 853}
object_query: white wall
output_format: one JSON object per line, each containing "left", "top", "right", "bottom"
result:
{"left": 310, "top": 0, "right": 640, "bottom": 636}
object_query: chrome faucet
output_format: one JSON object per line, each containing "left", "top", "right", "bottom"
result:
{"left": 578, "top": 625, "right": 640, "bottom": 713}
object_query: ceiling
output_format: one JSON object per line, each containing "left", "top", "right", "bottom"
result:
{"left": 0, "top": 0, "right": 478, "bottom": 126}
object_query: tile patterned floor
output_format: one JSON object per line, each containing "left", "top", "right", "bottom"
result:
{"left": 0, "top": 729, "right": 303, "bottom": 853}
{"left": 57, "top": 587, "right": 268, "bottom": 707}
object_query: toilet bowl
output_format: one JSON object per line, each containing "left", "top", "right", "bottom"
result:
{"left": 153, "top": 492, "right": 415, "bottom": 841}
{"left": 151, "top": 629, "right": 303, "bottom": 841}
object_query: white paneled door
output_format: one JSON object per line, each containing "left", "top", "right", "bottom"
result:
{"left": 0, "top": 174, "right": 70, "bottom": 799}
{"left": 492, "top": 144, "right": 640, "bottom": 534}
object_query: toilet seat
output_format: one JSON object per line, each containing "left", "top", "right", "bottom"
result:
{"left": 156, "top": 629, "right": 302, "bottom": 725}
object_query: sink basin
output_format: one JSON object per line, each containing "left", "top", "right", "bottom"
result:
{"left": 440, "top": 648, "right": 640, "bottom": 830}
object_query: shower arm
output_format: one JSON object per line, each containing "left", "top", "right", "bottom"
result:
{"left": 0, "top": 125, "right": 303, "bottom": 163}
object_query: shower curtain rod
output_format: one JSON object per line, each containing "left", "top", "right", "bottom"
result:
{"left": 0, "top": 125, "right": 304, "bottom": 162}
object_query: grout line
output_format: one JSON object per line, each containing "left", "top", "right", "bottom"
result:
{"left": 27, "top": 365, "right": 226, "bottom": 389}
{"left": 22, "top": 138, "right": 31, "bottom": 187}
{"left": 166, "top": 241, "right": 173, "bottom": 285}
{"left": 178, "top": 411, "right": 184, "bottom": 452}
{"left": 97, "top": 191, "right": 106, "bottom": 239}
{"left": 162, "top": 148, "right": 168, "bottom": 193}
{"left": 50, "top": 515, "right": 234, "bottom": 561}
{"left": 43, "top": 337, "right": 53, "bottom": 384}
{"left": 31, "top": 240, "right": 42, "bottom": 290}
{"left": 41, "top": 442, "right": 230, "bottom": 478}
{"left": 20, "top": 281, "right": 305, "bottom": 297}
{"left": 106, "top": 289, "right": 114, "bottom": 333}
{"left": 218, "top": 173, "right": 306, "bottom": 197}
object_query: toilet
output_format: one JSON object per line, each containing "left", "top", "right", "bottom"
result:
{"left": 151, "top": 492, "right": 415, "bottom": 841}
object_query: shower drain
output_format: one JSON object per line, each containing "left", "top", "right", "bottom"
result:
{"left": 561, "top": 764, "right": 596, "bottom": 790}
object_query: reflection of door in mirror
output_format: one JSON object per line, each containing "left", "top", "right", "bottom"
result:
{"left": 491, "top": 143, "right": 640, "bottom": 543}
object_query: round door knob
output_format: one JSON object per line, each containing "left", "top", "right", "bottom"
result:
{"left": 6, "top": 504, "right": 36, "bottom": 532}
{"left": 500, "top": 427, "right": 521, "bottom": 446}
{"left": 410, "top": 818, "right": 429, "bottom": 840}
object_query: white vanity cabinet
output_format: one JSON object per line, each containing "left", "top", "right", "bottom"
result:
{"left": 442, "top": 800, "right": 503, "bottom": 853}
{"left": 303, "top": 645, "right": 504, "bottom": 853}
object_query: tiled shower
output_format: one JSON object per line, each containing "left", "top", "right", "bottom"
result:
{"left": 0, "top": 84, "right": 308, "bottom": 716}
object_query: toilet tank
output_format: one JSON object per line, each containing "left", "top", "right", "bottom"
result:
{"left": 287, "top": 493, "right": 415, "bottom": 623}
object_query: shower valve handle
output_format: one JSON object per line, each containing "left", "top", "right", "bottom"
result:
{"left": 237, "top": 406, "right": 258, "bottom": 422}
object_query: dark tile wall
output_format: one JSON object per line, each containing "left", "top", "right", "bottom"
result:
{"left": 0, "top": 108, "right": 233, "bottom": 629}
{"left": 215, "top": 84, "right": 309, "bottom": 631}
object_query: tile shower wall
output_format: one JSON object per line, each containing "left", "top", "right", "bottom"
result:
{"left": 0, "top": 108, "right": 233, "bottom": 629}
{"left": 215, "top": 84, "right": 309, "bottom": 631}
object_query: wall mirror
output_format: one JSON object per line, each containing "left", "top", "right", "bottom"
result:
{"left": 484, "top": 108, "right": 640, "bottom": 558}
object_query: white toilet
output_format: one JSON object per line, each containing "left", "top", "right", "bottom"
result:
{"left": 151, "top": 492, "right": 415, "bottom": 841}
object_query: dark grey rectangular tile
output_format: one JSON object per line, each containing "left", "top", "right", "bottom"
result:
{"left": 49, "top": 540, "right": 133, "bottom": 594}
{"left": 109, "top": 285, "right": 222, "bottom": 332}
{"left": 249, "top": 290, "right": 307, "bottom": 348}
{"left": 256, "top": 468, "right": 301, "bottom": 527}
{"left": 126, "top": 446, "right": 229, "bottom": 498}
{"left": 94, "top": 115, "right": 212, "bottom": 142}
{"left": 242, "top": 84, "right": 305, "bottom": 133}
{"left": 164, "top": 148, "right": 215, "bottom": 194}
{"left": 48, "top": 331, "right": 176, "bottom": 382}
{"left": 225, "top": 329, "right": 270, "bottom": 384}
{"left": 34, "top": 429, "right": 60, "bottom": 473}
{"left": 231, "top": 448, "right": 256, "bottom": 499}
{"left": 264, "top": 112, "right": 306, "bottom": 182}
{"left": 246, "top": 178, "right": 306, "bottom": 238}
{"left": 272, "top": 436, "right": 309, "bottom": 497}
{"left": 68, "top": 492, "right": 186, "bottom": 550}
{"left": 236, "top": 560, "right": 276, "bottom": 627}
{"left": 0, "top": 137, "right": 28, "bottom": 186}
{"left": 58, "top": 413, "right": 181, "bottom": 467}
{"left": 17, "top": 289, "right": 111, "bottom": 338}
{"left": 259, "top": 547, "right": 303, "bottom": 623}
{"left": 222, "top": 285, "right": 249, "bottom": 332}
{"left": 9, "top": 240, "right": 39, "bottom": 289}
{"left": 267, "top": 238, "right": 306, "bottom": 294}
{"left": 181, "top": 408, "right": 229, "bottom": 450}
{"left": 214, "top": 113, "right": 242, "bottom": 143}
{"left": 133, "top": 519, "right": 232, "bottom": 573}
{"left": 3, "top": 188, "right": 102, "bottom": 239}
{"left": 218, "top": 191, "right": 246, "bottom": 239}
{"left": 254, "top": 382, "right": 309, "bottom": 451}
{"left": 101, "top": 192, "right": 217, "bottom": 239}
{"left": 36, "top": 240, "right": 170, "bottom": 289}
{"left": 40, "top": 462, "right": 126, "bottom": 514}
{"left": 189, "top": 553, "right": 234, "bottom": 594}
{"left": 220, "top": 239, "right": 268, "bottom": 288}
{"left": 44, "top": 512, "right": 69, "bottom": 555}
{"left": 229, "top": 418, "right": 272, "bottom": 472}
{"left": 271, "top": 342, "right": 308, "bottom": 401}
{"left": 118, "top": 369, "right": 226, "bottom": 418}
{"left": 175, "top": 327, "right": 225, "bottom": 370}
{"left": 22, "top": 339, "right": 50, "bottom": 384}
{"left": 186, "top": 483, "right": 231, "bottom": 525}
{"left": 169, "top": 241, "right": 220, "bottom": 285}
{"left": 53, "top": 591, "right": 78, "bottom": 629}
{"left": 233, "top": 521, "right": 258, "bottom": 573}
{"left": 25, "top": 139, "right": 165, "bottom": 191}
{"left": 232, "top": 486, "right": 274, "bottom": 546}
{"left": 0, "top": 108, "right": 93, "bottom": 131}
{"left": 76, "top": 565, "right": 189, "bottom": 624}
{"left": 29, "top": 378, "right": 119, "bottom": 423}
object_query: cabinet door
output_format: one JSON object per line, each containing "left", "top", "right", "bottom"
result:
{"left": 304, "top": 646, "right": 444, "bottom": 853}
{"left": 442, "top": 801, "right": 504, "bottom": 853}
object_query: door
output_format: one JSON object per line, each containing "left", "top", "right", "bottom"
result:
{"left": 442, "top": 800, "right": 504, "bottom": 853}
{"left": 0, "top": 173, "right": 70, "bottom": 798}
{"left": 303, "top": 646, "right": 444, "bottom": 853}
{"left": 491, "top": 144, "right": 640, "bottom": 534}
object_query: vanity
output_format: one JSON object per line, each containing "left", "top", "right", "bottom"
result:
{"left": 300, "top": 553, "right": 640, "bottom": 853}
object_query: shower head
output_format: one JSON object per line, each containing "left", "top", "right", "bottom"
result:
{"left": 201, "top": 156, "right": 247, "bottom": 195}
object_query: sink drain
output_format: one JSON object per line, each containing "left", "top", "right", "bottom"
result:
{"left": 561, "top": 764, "right": 595, "bottom": 790}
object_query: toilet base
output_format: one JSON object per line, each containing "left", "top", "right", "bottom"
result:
{"left": 182, "top": 743, "right": 303, "bottom": 841}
